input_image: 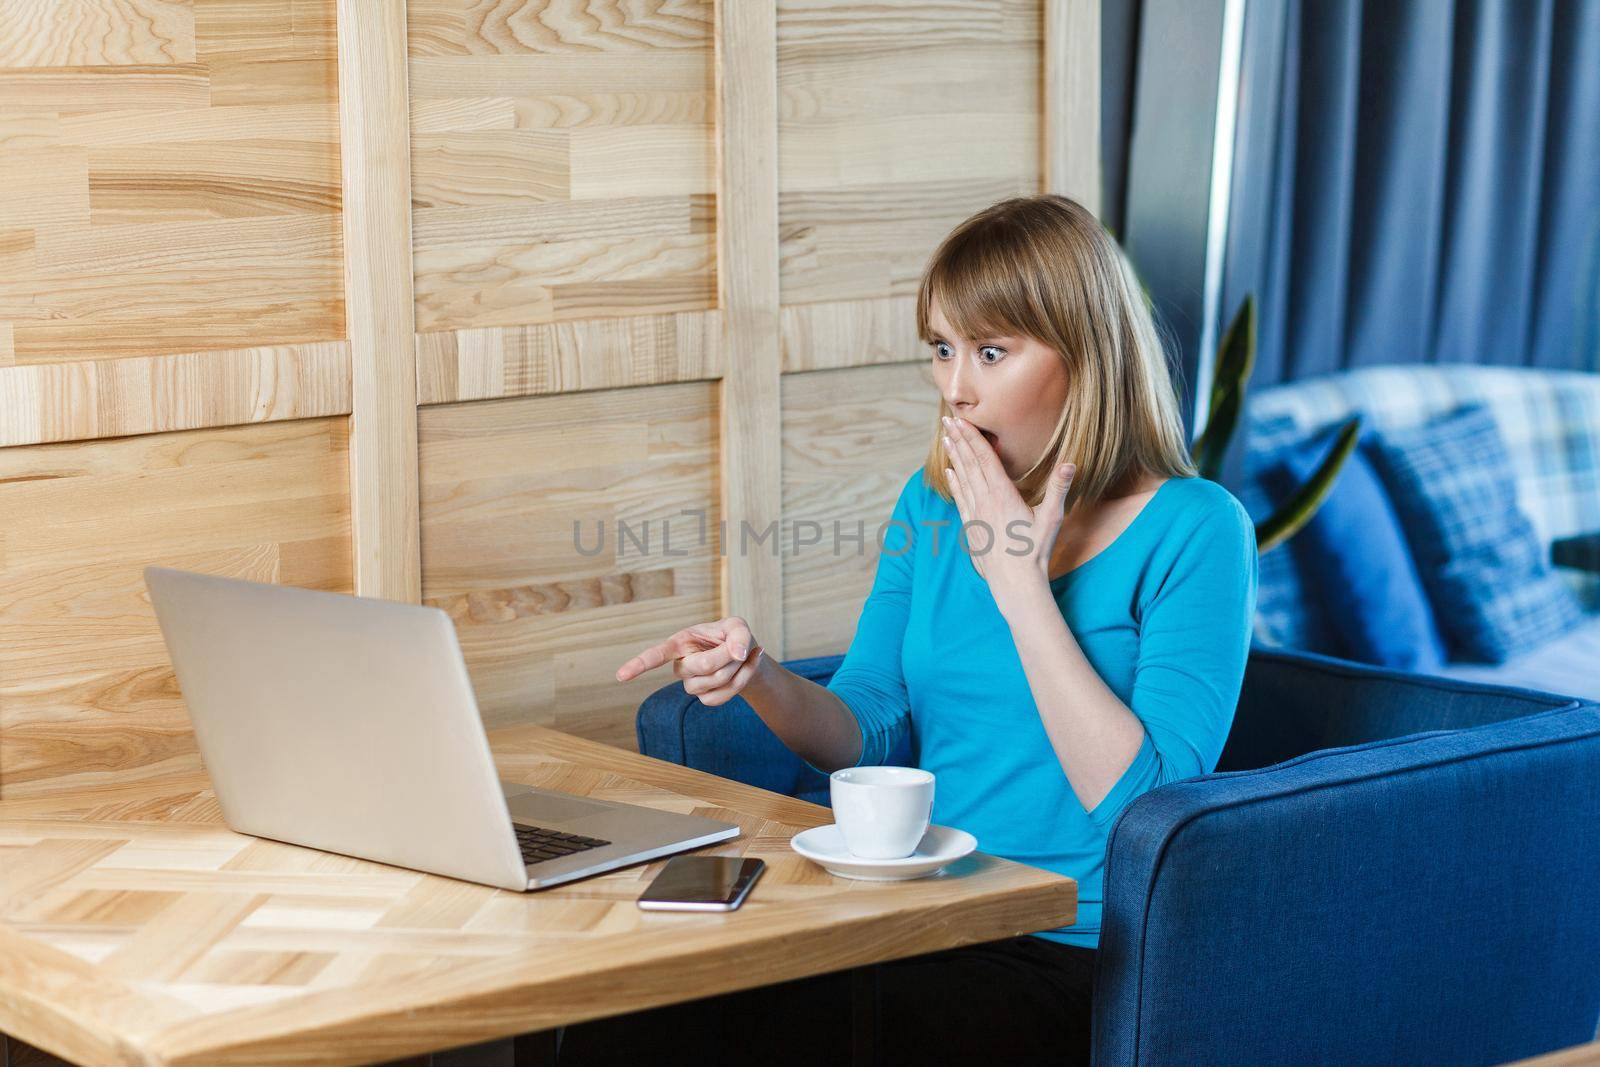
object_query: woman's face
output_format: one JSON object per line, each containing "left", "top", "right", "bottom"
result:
{"left": 927, "top": 298, "right": 1069, "bottom": 481}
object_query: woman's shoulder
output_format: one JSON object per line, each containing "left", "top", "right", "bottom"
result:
{"left": 1138, "top": 477, "right": 1258, "bottom": 613}
{"left": 1154, "top": 475, "right": 1256, "bottom": 547}
{"left": 1159, "top": 473, "right": 1245, "bottom": 509}
{"left": 893, "top": 466, "right": 944, "bottom": 518}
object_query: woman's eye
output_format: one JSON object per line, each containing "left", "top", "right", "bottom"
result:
{"left": 979, "top": 346, "right": 1005, "bottom": 363}
{"left": 932, "top": 341, "right": 952, "bottom": 360}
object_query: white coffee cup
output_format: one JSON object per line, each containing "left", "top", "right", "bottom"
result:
{"left": 829, "top": 766, "right": 935, "bottom": 859}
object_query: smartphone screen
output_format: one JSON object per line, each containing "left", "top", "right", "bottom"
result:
{"left": 637, "top": 856, "right": 765, "bottom": 911}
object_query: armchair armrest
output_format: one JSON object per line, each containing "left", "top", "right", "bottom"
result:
{"left": 1095, "top": 698, "right": 1600, "bottom": 1066}
{"left": 1217, "top": 643, "right": 1579, "bottom": 771}
{"left": 635, "top": 654, "right": 843, "bottom": 802}
{"left": 1552, "top": 531, "right": 1600, "bottom": 573}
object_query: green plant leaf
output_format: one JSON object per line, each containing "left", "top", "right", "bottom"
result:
{"left": 1191, "top": 296, "right": 1256, "bottom": 478}
{"left": 1209, "top": 296, "right": 1257, "bottom": 423}
{"left": 1255, "top": 415, "right": 1364, "bottom": 553}
{"left": 1193, "top": 380, "right": 1243, "bottom": 482}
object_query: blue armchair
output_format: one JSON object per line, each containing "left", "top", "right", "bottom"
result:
{"left": 636, "top": 643, "right": 1600, "bottom": 1065}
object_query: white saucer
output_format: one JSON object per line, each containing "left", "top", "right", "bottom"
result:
{"left": 790, "top": 823, "right": 977, "bottom": 881}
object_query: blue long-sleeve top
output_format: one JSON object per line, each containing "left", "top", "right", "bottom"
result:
{"left": 812, "top": 468, "right": 1258, "bottom": 948}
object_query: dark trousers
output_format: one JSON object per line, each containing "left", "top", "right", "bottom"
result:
{"left": 556, "top": 934, "right": 1097, "bottom": 1066}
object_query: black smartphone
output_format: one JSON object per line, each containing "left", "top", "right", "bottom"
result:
{"left": 636, "top": 855, "right": 766, "bottom": 912}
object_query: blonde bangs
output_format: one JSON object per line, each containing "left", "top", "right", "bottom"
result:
{"left": 916, "top": 227, "right": 1050, "bottom": 347}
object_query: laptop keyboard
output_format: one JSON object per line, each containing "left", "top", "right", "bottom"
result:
{"left": 514, "top": 823, "right": 612, "bottom": 866}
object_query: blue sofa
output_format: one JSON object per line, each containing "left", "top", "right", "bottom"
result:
{"left": 1240, "top": 364, "right": 1600, "bottom": 700}
{"left": 637, "top": 644, "right": 1600, "bottom": 1065}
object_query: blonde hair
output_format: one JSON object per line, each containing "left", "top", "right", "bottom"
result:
{"left": 917, "top": 194, "right": 1196, "bottom": 512}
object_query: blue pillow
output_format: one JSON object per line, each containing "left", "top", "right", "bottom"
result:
{"left": 1369, "top": 403, "right": 1586, "bottom": 663}
{"left": 1268, "top": 422, "right": 1448, "bottom": 671}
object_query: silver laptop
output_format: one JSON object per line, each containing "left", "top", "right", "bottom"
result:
{"left": 143, "top": 566, "right": 739, "bottom": 891}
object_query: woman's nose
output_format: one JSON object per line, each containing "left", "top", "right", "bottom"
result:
{"left": 943, "top": 354, "right": 976, "bottom": 409}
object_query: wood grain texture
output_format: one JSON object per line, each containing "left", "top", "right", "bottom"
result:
{"left": 338, "top": 0, "right": 422, "bottom": 604}
{"left": 415, "top": 310, "right": 724, "bottom": 405}
{"left": 1045, "top": 0, "right": 1100, "bottom": 211}
{"left": 776, "top": 0, "right": 1043, "bottom": 305}
{"left": 0, "top": 65, "right": 210, "bottom": 112}
{"left": 0, "top": 1, "right": 196, "bottom": 67}
{"left": 406, "top": 1, "right": 718, "bottom": 334}
{"left": 418, "top": 382, "right": 721, "bottom": 749}
{"left": 0, "top": 724, "right": 1076, "bottom": 1066}
{"left": 716, "top": 0, "right": 785, "bottom": 656}
{"left": 0, "top": 418, "right": 354, "bottom": 800}
{"left": 0, "top": 0, "right": 345, "bottom": 365}
{"left": 781, "top": 361, "right": 941, "bottom": 658}
{"left": 781, "top": 294, "right": 923, "bottom": 372}
{"left": 0, "top": 340, "right": 350, "bottom": 448}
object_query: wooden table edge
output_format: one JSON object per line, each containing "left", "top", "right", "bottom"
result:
{"left": 0, "top": 924, "right": 189, "bottom": 1067}
{"left": 0, "top": 865, "right": 1075, "bottom": 1066}
{"left": 144, "top": 874, "right": 1077, "bottom": 1066}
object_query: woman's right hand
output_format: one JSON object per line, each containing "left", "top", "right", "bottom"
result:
{"left": 614, "top": 616, "right": 765, "bottom": 707}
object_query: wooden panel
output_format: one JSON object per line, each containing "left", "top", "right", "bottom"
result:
{"left": 0, "top": 0, "right": 344, "bottom": 364}
{"left": 776, "top": 0, "right": 1043, "bottom": 305}
{"left": 716, "top": 0, "right": 786, "bottom": 656}
{"left": 1045, "top": 0, "right": 1101, "bottom": 210}
{"left": 406, "top": 1, "right": 718, "bottom": 334}
{"left": 781, "top": 295, "right": 922, "bottom": 373}
{"left": 0, "top": 725, "right": 1075, "bottom": 1066}
{"left": 0, "top": 340, "right": 350, "bottom": 448}
{"left": 415, "top": 310, "right": 725, "bottom": 405}
{"left": 0, "top": 419, "right": 354, "bottom": 800}
{"left": 417, "top": 383, "right": 720, "bottom": 748}
{"left": 337, "top": 0, "right": 422, "bottom": 603}
{"left": 782, "top": 361, "right": 940, "bottom": 659}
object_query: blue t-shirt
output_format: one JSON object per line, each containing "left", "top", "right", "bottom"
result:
{"left": 813, "top": 469, "right": 1258, "bottom": 948}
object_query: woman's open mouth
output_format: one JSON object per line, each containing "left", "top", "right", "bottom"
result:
{"left": 979, "top": 428, "right": 1000, "bottom": 449}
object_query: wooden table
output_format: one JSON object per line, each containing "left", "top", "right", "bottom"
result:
{"left": 0, "top": 725, "right": 1077, "bottom": 1066}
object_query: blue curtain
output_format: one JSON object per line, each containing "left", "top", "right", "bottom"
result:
{"left": 1221, "top": 0, "right": 1600, "bottom": 386}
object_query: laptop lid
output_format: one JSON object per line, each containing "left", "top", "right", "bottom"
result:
{"left": 143, "top": 566, "right": 530, "bottom": 890}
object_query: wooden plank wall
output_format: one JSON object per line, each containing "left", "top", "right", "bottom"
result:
{"left": 0, "top": 0, "right": 1099, "bottom": 799}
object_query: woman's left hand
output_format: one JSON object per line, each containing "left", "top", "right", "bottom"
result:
{"left": 942, "top": 414, "right": 1076, "bottom": 617}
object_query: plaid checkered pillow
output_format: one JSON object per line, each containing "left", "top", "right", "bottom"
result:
{"left": 1369, "top": 403, "right": 1587, "bottom": 662}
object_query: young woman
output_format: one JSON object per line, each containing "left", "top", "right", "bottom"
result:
{"left": 561, "top": 194, "right": 1259, "bottom": 1065}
